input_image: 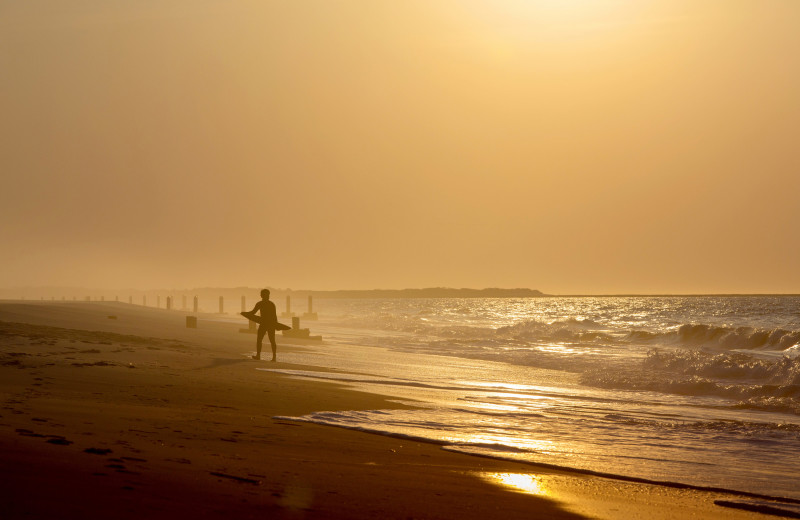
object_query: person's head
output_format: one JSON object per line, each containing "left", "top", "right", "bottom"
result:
{"left": 261, "top": 289, "right": 270, "bottom": 300}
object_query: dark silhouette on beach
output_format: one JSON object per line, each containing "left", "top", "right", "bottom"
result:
{"left": 242, "top": 289, "right": 279, "bottom": 361}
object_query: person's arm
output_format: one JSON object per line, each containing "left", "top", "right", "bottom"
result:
{"left": 247, "top": 301, "right": 262, "bottom": 314}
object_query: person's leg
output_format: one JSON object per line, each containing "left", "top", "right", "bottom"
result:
{"left": 268, "top": 329, "right": 277, "bottom": 361}
{"left": 254, "top": 327, "right": 265, "bottom": 359}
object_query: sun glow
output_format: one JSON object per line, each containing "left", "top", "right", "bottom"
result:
{"left": 480, "top": 472, "right": 550, "bottom": 497}
{"left": 464, "top": 0, "right": 634, "bottom": 27}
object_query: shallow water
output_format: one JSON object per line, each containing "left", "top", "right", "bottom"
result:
{"left": 261, "top": 296, "right": 800, "bottom": 500}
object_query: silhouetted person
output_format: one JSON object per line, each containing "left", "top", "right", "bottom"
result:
{"left": 247, "top": 289, "right": 278, "bottom": 361}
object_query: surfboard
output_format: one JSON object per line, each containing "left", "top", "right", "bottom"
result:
{"left": 240, "top": 311, "right": 291, "bottom": 330}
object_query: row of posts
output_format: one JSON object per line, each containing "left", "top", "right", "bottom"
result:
{"left": 281, "top": 295, "right": 318, "bottom": 319}
{"left": 36, "top": 294, "right": 318, "bottom": 317}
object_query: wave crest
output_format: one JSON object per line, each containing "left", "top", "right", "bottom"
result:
{"left": 581, "top": 349, "right": 800, "bottom": 413}
{"left": 674, "top": 324, "right": 800, "bottom": 351}
{"left": 643, "top": 349, "right": 800, "bottom": 383}
{"left": 495, "top": 319, "right": 612, "bottom": 343}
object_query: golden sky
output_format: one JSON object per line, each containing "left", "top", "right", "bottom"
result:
{"left": 1, "top": 1, "right": 798, "bottom": 293}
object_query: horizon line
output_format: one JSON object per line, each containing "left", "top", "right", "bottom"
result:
{"left": 1, "top": 286, "right": 799, "bottom": 298}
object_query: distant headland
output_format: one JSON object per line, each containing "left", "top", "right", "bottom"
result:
{"left": 298, "top": 288, "right": 547, "bottom": 299}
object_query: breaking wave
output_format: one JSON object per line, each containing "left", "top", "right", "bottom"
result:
{"left": 498, "top": 321, "right": 800, "bottom": 352}
{"left": 337, "top": 309, "right": 800, "bottom": 353}
{"left": 671, "top": 324, "right": 800, "bottom": 351}
{"left": 494, "top": 318, "right": 613, "bottom": 343}
{"left": 582, "top": 349, "right": 800, "bottom": 414}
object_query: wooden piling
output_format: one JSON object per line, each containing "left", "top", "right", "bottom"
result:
{"left": 281, "top": 296, "right": 295, "bottom": 317}
{"left": 303, "top": 295, "right": 318, "bottom": 320}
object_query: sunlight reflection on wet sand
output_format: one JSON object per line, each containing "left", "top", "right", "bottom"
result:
{"left": 479, "top": 472, "right": 550, "bottom": 497}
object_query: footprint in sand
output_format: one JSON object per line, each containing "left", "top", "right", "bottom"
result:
{"left": 17, "top": 428, "right": 73, "bottom": 446}
{"left": 84, "top": 447, "right": 113, "bottom": 455}
{"left": 16, "top": 428, "right": 45, "bottom": 438}
{"left": 46, "top": 437, "right": 73, "bottom": 446}
{"left": 121, "top": 456, "right": 147, "bottom": 462}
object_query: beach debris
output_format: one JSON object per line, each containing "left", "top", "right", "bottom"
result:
{"left": 107, "top": 315, "right": 117, "bottom": 320}
{"left": 210, "top": 471, "right": 261, "bottom": 485}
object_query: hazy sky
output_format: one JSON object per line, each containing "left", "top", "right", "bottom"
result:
{"left": 2, "top": 1, "right": 799, "bottom": 294}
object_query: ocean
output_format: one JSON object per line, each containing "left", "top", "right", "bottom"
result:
{"left": 260, "top": 296, "right": 800, "bottom": 500}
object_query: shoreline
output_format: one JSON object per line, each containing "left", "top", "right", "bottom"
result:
{"left": 0, "top": 302, "right": 783, "bottom": 519}
{"left": 277, "top": 415, "right": 800, "bottom": 505}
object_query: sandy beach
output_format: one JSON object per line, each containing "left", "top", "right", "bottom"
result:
{"left": 0, "top": 302, "right": 781, "bottom": 519}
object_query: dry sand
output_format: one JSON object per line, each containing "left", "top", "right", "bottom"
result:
{"left": 0, "top": 302, "right": 781, "bottom": 519}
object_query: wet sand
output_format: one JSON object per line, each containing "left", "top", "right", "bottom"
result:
{"left": 0, "top": 302, "right": 776, "bottom": 519}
